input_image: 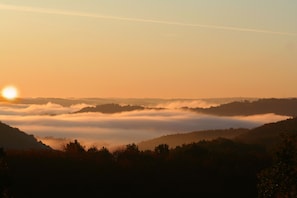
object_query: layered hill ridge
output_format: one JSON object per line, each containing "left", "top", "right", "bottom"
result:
{"left": 138, "top": 128, "right": 249, "bottom": 151}
{"left": 74, "top": 98, "right": 297, "bottom": 116}
{"left": 74, "top": 103, "right": 144, "bottom": 114}
{"left": 235, "top": 117, "right": 297, "bottom": 149}
{"left": 74, "top": 103, "right": 163, "bottom": 114}
{"left": 138, "top": 117, "right": 297, "bottom": 151}
{"left": 185, "top": 98, "right": 297, "bottom": 117}
{"left": 0, "top": 122, "right": 51, "bottom": 150}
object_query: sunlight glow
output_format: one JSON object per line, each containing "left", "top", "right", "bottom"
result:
{"left": 1, "top": 86, "right": 18, "bottom": 100}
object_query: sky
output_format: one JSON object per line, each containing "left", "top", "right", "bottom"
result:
{"left": 1, "top": 0, "right": 297, "bottom": 99}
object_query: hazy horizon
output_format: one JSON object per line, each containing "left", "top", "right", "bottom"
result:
{"left": 1, "top": 0, "right": 297, "bottom": 98}
{"left": 0, "top": 97, "right": 291, "bottom": 150}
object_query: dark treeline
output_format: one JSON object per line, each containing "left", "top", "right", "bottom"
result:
{"left": 186, "top": 98, "right": 297, "bottom": 117}
{"left": 74, "top": 103, "right": 145, "bottom": 114}
{"left": 1, "top": 135, "right": 296, "bottom": 198}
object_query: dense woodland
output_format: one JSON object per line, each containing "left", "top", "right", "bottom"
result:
{"left": 0, "top": 133, "right": 296, "bottom": 198}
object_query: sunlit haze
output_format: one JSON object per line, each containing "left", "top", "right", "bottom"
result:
{"left": 0, "top": 0, "right": 296, "bottom": 98}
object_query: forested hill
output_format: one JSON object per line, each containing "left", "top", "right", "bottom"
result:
{"left": 185, "top": 98, "right": 297, "bottom": 116}
{"left": 235, "top": 117, "right": 297, "bottom": 149}
{"left": 138, "top": 128, "right": 249, "bottom": 151}
{"left": 138, "top": 117, "right": 297, "bottom": 151}
{"left": 74, "top": 103, "right": 145, "bottom": 114}
{"left": 0, "top": 122, "right": 51, "bottom": 150}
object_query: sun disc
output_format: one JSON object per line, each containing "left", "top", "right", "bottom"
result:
{"left": 1, "top": 86, "right": 18, "bottom": 100}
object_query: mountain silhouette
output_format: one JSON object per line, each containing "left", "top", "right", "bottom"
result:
{"left": 235, "top": 117, "right": 297, "bottom": 149}
{"left": 75, "top": 103, "right": 147, "bottom": 114}
{"left": 0, "top": 121, "right": 51, "bottom": 150}
{"left": 138, "top": 117, "right": 297, "bottom": 151}
{"left": 138, "top": 128, "right": 249, "bottom": 151}
{"left": 185, "top": 98, "right": 297, "bottom": 117}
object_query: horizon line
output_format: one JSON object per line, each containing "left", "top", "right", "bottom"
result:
{"left": 0, "top": 3, "right": 297, "bottom": 36}
{"left": 5, "top": 96, "right": 297, "bottom": 100}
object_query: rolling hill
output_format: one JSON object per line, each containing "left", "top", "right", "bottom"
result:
{"left": 138, "top": 128, "right": 249, "bottom": 151}
{"left": 185, "top": 98, "right": 297, "bottom": 117}
{"left": 138, "top": 117, "right": 297, "bottom": 151}
{"left": 74, "top": 103, "right": 164, "bottom": 114}
{"left": 235, "top": 117, "right": 297, "bottom": 149}
{"left": 74, "top": 103, "right": 145, "bottom": 114}
{"left": 0, "top": 121, "right": 51, "bottom": 150}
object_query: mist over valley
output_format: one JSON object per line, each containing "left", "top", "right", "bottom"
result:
{"left": 0, "top": 97, "right": 291, "bottom": 150}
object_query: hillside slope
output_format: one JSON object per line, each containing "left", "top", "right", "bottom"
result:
{"left": 138, "top": 128, "right": 249, "bottom": 151}
{"left": 0, "top": 122, "right": 51, "bottom": 150}
{"left": 138, "top": 117, "right": 297, "bottom": 151}
{"left": 235, "top": 117, "right": 297, "bottom": 149}
{"left": 186, "top": 98, "right": 297, "bottom": 116}
{"left": 74, "top": 103, "right": 145, "bottom": 114}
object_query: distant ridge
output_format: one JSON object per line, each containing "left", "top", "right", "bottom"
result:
{"left": 74, "top": 103, "right": 145, "bottom": 114}
{"left": 235, "top": 117, "right": 297, "bottom": 149}
{"left": 0, "top": 121, "right": 51, "bottom": 150}
{"left": 185, "top": 98, "right": 297, "bottom": 117}
{"left": 74, "top": 103, "right": 164, "bottom": 114}
{"left": 138, "top": 128, "right": 249, "bottom": 151}
{"left": 138, "top": 117, "right": 297, "bottom": 151}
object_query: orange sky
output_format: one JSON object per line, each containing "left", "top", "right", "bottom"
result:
{"left": 1, "top": 1, "right": 297, "bottom": 98}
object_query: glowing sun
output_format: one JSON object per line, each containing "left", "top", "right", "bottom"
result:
{"left": 1, "top": 86, "right": 19, "bottom": 100}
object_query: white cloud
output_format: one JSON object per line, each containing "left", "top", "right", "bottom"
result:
{"left": 0, "top": 102, "right": 89, "bottom": 115}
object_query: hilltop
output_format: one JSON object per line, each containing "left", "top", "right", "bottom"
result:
{"left": 235, "top": 117, "right": 297, "bottom": 149}
{"left": 138, "top": 128, "right": 249, "bottom": 151}
{"left": 74, "top": 103, "right": 164, "bottom": 114}
{"left": 185, "top": 98, "right": 297, "bottom": 117}
{"left": 74, "top": 103, "right": 145, "bottom": 114}
{"left": 138, "top": 117, "right": 297, "bottom": 151}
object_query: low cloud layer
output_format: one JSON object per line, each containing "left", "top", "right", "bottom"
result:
{"left": 0, "top": 102, "right": 89, "bottom": 115}
{"left": 153, "top": 100, "right": 219, "bottom": 109}
{"left": 0, "top": 102, "right": 290, "bottom": 150}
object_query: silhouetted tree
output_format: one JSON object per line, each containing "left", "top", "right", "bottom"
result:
{"left": 0, "top": 148, "right": 11, "bottom": 198}
{"left": 98, "top": 146, "right": 111, "bottom": 155}
{"left": 125, "top": 143, "right": 139, "bottom": 153}
{"left": 63, "top": 139, "right": 85, "bottom": 153}
{"left": 87, "top": 146, "right": 99, "bottom": 153}
{"left": 257, "top": 133, "right": 297, "bottom": 198}
{"left": 154, "top": 144, "right": 169, "bottom": 155}
{"left": 90, "top": 146, "right": 112, "bottom": 158}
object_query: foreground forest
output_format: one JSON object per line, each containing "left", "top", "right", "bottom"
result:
{"left": 1, "top": 132, "right": 296, "bottom": 198}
